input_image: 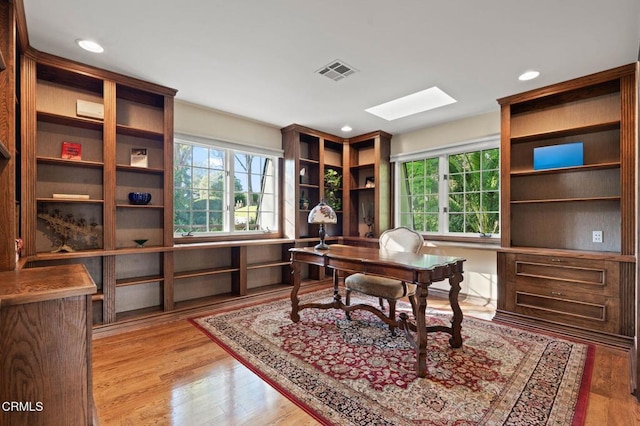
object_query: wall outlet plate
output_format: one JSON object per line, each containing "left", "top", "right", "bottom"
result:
{"left": 592, "top": 230, "right": 603, "bottom": 243}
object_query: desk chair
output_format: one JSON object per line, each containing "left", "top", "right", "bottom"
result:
{"left": 344, "top": 227, "right": 424, "bottom": 332}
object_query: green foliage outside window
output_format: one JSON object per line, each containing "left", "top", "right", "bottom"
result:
{"left": 173, "top": 141, "right": 276, "bottom": 235}
{"left": 399, "top": 147, "right": 499, "bottom": 236}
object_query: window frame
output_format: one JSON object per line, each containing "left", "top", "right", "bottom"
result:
{"left": 392, "top": 135, "right": 500, "bottom": 239}
{"left": 173, "top": 133, "right": 282, "bottom": 239}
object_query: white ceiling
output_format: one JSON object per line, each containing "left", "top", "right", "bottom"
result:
{"left": 23, "top": 0, "right": 640, "bottom": 137}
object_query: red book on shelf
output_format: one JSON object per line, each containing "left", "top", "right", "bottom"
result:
{"left": 61, "top": 141, "right": 82, "bottom": 160}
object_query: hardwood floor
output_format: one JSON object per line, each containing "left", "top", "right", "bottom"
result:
{"left": 92, "top": 291, "right": 640, "bottom": 425}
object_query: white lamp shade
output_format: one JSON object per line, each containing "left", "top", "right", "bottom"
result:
{"left": 307, "top": 201, "right": 337, "bottom": 224}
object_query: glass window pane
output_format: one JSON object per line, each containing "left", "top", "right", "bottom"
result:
{"left": 482, "top": 148, "right": 500, "bottom": 170}
{"left": 449, "top": 174, "right": 464, "bottom": 193}
{"left": 482, "top": 169, "right": 500, "bottom": 191}
{"left": 465, "top": 172, "right": 481, "bottom": 192}
{"left": 449, "top": 213, "right": 464, "bottom": 233}
{"left": 482, "top": 191, "right": 500, "bottom": 212}
{"left": 174, "top": 138, "right": 278, "bottom": 235}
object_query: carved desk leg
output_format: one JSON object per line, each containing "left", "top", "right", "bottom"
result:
{"left": 448, "top": 267, "right": 464, "bottom": 348}
{"left": 332, "top": 269, "right": 342, "bottom": 307}
{"left": 290, "top": 259, "right": 301, "bottom": 323}
{"left": 415, "top": 284, "right": 429, "bottom": 378}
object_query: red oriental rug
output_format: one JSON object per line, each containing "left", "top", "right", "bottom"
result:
{"left": 190, "top": 290, "right": 593, "bottom": 425}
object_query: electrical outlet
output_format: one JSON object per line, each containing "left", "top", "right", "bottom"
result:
{"left": 592, "top": 230, "right": 603, "bottom": 243}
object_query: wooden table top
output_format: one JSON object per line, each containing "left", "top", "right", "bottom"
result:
{"left": 291, "top": 244, "right": 464, "bottom": 269}
{"left": 0, "top": 264, "right": 96, "bottom": 306}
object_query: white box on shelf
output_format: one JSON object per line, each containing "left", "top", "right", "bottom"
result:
{"left": 76, "top": 99, "right": 104, "bottom": 120}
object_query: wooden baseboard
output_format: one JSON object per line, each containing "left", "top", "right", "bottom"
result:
{"left": 92, "top": 280, "right": 333, "bottom": 339}
{"left": 493, "top": 310, "right": 633, "bottom": 350}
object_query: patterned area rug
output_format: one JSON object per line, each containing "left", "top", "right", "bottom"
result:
{"left": 190, "top": 290, "right": 593, "bottom": 425}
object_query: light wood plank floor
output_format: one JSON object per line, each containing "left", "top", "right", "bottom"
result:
{"left": 93, "top": 293, "right": 640, "bottom": 425}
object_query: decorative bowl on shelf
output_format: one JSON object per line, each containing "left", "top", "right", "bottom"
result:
{"left": 128, "top": 192, "right": 152, "bottom": 205}
{"left": 134, "top": 239, "right": 148, "bottom": 248}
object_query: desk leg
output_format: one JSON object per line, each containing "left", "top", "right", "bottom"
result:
{"left": 415, "top": 284, "right": 429, "bottom": 378}
{"left": 290, "top": 261, "right": 301, "bottom": 323}
{"left": 332, "top": 269, "right": 341, "bottom": 305}
{"left": 448, "top": 269, "right": 463, "bottom": 348}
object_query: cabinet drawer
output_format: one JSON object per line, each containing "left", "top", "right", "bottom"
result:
{"left": 510, "top": 253, "right": 618, "bottom": 297}
{"left": 512, "top": 290, "right": 619, "bottom": 333}
{"left": 500, "top": 252, "right": 622, "bottom": 333}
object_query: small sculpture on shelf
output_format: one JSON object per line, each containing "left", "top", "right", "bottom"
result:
{"left": 299, "top": 191, "right": 309, "bottom": 210}
{"left": 37, "top": 208, "right": 101, "bottom": 252}
{"left": 362, "top": 202, "right": 374, "bottom": 238}
{"left": 133, "top": 239, "right": 148, "bottom": 248}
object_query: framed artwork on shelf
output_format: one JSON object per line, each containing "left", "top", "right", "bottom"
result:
{"left": 130, "top": 148, "right": 148, "bottom": 168}
{"left": 61, "top": 141, "right": 82, "bottom": 160}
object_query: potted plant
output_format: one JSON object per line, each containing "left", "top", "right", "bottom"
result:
{"left": 324, "top": 168, "right": 342, "bottom": 211}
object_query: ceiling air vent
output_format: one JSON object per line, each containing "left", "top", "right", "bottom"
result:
{"left": 316, "top": 60, "right": 357, "bottom": 81}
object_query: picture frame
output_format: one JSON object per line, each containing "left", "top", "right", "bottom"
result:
{"left": 130, "top": 148, "right": 148, "bottom": 168}
{"left": 364, "top": 176, "right": 375, "bottom": 188}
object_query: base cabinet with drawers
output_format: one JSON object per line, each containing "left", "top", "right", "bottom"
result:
{"left": 496, "top": 250, "right": 634, "bottom": 347}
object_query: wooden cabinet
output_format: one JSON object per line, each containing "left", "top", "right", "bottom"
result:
{"left": 498, "top": 251, "right": 633, "bottom": 342}
{"left": 281, "top": 124, "right": 391, "bottom": 241}
{"left": 343, "top": 131, "right": 391, "bottom": 238}
{"left": 281, "top": 124, "right": 345, "bottom": 240}
{"left": 20, "top": 52, "right": 176, "bottom": 326}
{"left": 19, "top": 52, "right": 300, "bottom": 331}
{"left": 0, "top": 264, "right": 96, "bottom": 425}
{"left": 495, "top": 64, "right": 637, "bottom": 349}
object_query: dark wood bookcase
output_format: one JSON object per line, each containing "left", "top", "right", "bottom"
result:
{"left": 495, "top": 64, "right": 637, "bottom": 352}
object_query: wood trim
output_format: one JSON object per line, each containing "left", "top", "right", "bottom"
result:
{"left": 499, "top": 104, "right": 511, "bottom": 248}
{"left": 0, "top": 0, "right": 15, "bottom": 270}
{"left": 163, "top": 95, "right": 174, "bottom": 247}
{"left": 280, "top": 123, "right": 344, "bottom": 142}
{"left": 102, "top": 80, "right": 116, "bottom": 250}
{"left": 30, "top": 50, "right": 177, "bottom": 97}
{"left": 497, "top": 63, "right": 637, "bottom": 106}
{"left": 20, "top": 54, "right": 36, "bottom": 257}
{"left": 12, "top": 0, "right": 29, "bottom": 53}
{"left": 347, "top": 129, "right": 393, "bottom": 144}
{"left": 494, "top": 310, "right": 633, "bottom": 349}
{"left": 163, "top": 251, "right": 174, "bottom": 311}
{"left": 619, "top": 69, "right": 637, "bottom": 255}
{"left": 102, "top": 255, "right": 116, "bottom": 323}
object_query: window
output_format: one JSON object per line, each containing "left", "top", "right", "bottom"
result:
{"left": 394, "top": 136, "right": 500, "bottom": 237}
{"left": 173, "top": 135, "right": 280, "bottom": 236}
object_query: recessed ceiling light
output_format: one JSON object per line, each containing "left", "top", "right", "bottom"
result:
{"left": 365, "top": 87, "right": 457, "bottom": 121}
{"left": 341, "top": 125, "right": 352, "bottom": 132}
{"left": 76, "top": 39, "right": 104, "bottom": 53}
{"left": 518, "top": 70, "right": 540, "bottom": 81}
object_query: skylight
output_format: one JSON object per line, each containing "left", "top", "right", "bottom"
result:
{"left": 365, "top": 87, "right": 456, "bottom": 121}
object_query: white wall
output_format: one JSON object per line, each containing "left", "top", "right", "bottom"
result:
{"left": 391, "top": 111, "right": 500, "bottom": 156}
{"left": 175, "top": 100, "right": 281, "bottom": 149}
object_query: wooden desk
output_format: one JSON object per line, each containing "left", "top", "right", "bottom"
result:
{"left": 289, "top": 245, "right": 465, "bottom": 377}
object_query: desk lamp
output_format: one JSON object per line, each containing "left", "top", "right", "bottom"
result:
{"left": 307, "top": 200, "right": 337, "bottom": 250}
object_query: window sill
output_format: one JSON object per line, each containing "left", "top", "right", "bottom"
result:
{"left": 174, "top": 232, "right": 284, "bottom": 245}
{"left": 422, "top": 235, "right": 500, "bottom": 251}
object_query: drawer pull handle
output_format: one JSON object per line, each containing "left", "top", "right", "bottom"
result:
{"left": 550, "top": 258, "right": 565, "bottom": 263}
{"left": 551, "top": 291, "right": 563, "bottom": 296}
